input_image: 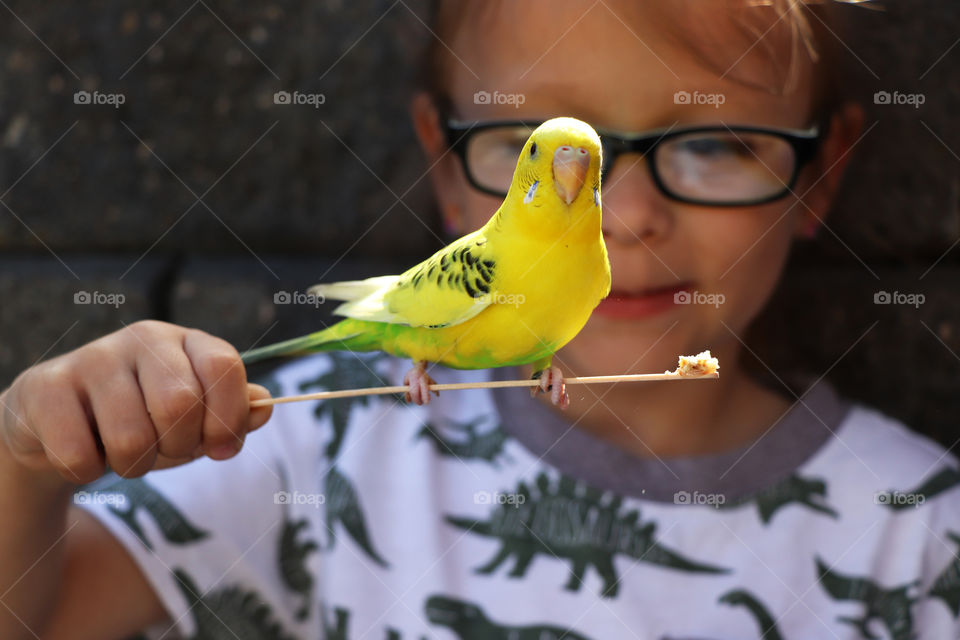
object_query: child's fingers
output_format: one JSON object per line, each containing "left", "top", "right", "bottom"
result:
{"left": 17, "top": 367, "right": 105, "bottom": 484}
{"left": 134, "top": 338, "right": 205, "bottom": 460}
{"left": 183, "top": 331, "right": 249, "bottom": 460}
{"left": 88, "top": 368, "right": 159, "bottom": 478}
{"left": 247, "top": 383, "right": 273, "bottom": 432}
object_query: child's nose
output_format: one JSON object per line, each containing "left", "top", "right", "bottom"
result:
{"left": 600, "top": 155, "right": 673, "bottom": 245}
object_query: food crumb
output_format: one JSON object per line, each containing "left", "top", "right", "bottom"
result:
{"left": 667, "top": 351, "right": 719, "bottom": 377}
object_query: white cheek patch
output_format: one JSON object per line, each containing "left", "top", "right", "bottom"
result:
{"left": 523, "top": 180, "right": 539, "bottom": 204}
{"left": 594, "top": 187, "right": 600, "bottom": 207}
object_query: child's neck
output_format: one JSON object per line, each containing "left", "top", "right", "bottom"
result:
{"left": 529, "top": 359, "right": 792, "bottom": 459}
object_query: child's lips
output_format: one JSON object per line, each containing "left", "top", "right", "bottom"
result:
{"left": 594, "top": 282, "right": 693, "bottom": 319}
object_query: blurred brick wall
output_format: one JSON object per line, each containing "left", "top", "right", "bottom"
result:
{"left": 0, "top": 1, "right": 958, "bottom": 446}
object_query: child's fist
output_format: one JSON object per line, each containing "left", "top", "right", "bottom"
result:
{"left": 0, "top": 320, "right": 273, "bottom": 484}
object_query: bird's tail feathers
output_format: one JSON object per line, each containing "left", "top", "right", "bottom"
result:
{"left": 308, "top": 275, "right": 398, "bottom": 302}
{"left": 240, "top": 323, "right": 363, "bottom": 365}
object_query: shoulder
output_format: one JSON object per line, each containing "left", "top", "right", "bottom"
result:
{"left": 807, "top": 397, "right": 960, "bottom": 541}
{"left": 824, "top": 401, "right": 957, "bottom": 489}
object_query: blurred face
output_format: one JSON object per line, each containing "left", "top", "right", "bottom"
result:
{"left": 415, "top": 1, "right": 852, "bottom": 377}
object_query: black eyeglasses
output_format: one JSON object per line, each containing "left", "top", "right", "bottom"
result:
{"left": 443, "top": 117, "right": 823, "bottom": 207}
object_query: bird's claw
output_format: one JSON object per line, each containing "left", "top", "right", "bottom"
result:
{"left": 530, "top": 366, "right": 570, "bottom": 409}
{"left": 403, "top": 362, "right": 439, "bottom": 405}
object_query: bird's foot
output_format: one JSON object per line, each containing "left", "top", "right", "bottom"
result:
{"left": 403, "top": 361, "right": 439, "bottom": 405}
{"left": 530, "top": 366, "right": 569, "bottom": 409}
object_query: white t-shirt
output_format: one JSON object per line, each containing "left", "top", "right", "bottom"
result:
{"left": 77, "top": 352, "right": 960, "bottom": 639}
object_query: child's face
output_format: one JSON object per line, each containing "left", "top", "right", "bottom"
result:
{"left": 414, "top": 1, "right": 858, "bottom": 376}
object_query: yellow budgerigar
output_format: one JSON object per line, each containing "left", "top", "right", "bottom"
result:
{"left": 241, "top": 117, "right": 611, "bottom": 408}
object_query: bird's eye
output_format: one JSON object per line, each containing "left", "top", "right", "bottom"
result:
{"left": 530, "top": 142, "right": 537, "bottom": 156}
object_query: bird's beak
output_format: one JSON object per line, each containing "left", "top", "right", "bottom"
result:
{"left": 553, "top": 146, "right": 590, "bottom": 205}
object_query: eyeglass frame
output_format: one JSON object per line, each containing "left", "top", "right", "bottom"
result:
{"left": 442, "top": 115, "right": 826, "bottom": 207}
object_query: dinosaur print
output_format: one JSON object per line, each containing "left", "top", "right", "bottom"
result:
{"left": 446, "top": 472, "right": 729, "bottom": 597}
{"left": 717, "top": 473, "right": 838, "bottom": 524}
{"left": 250, "top": 372, "right": 283, "bottom": 399}
{"left": 298, "top": 352, "right": 401, "bottom": 459}
{"left": 321, "top": 605, "right": 350, "bottom": 640}
{"left": 324, "top": 465, "right": 389, "bottom": 567}
{"left": 275, "top": 465, "right": 318, "bottom": 621}
{"left": 879, "top": 466, "right": 960, "bottom": 511}
{"left": 928, "top": 531, "right": 960, "bottom": 617}
{"left": 320, "top": 604, "right": 427, "bottom": 640}
{"left": 97, "top": 477, "right": 208, "bottom": 550}
{"left": 815, "top": 556, "right": 919, "bottom": 640}
{"left": 416, "top": 414, "right": 512, "bottom": 467}
{"left": 425, "top": 595, "right": 594, "bottom": 639}
{"left": 718, "top": 589, "right": 784, "bottom": 640}
{"left": 172, "top": 568, "right": 297, "bottom": 640}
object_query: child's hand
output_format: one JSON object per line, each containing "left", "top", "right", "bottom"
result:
{"left": 0, "top": 320, "right": 273, "bottom": 485}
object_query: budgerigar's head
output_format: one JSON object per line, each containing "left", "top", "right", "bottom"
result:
{"left": 507, "top": 117, "right": 602, "bottom": 220}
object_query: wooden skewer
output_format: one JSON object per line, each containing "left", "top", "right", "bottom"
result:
{"left": 250, "top": 370, "right": 718, "bottom": 407}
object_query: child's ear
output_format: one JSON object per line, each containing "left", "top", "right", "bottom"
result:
{"left": 410, "top": 91, "right": 466, "bottom": 236}
{"left": 795, "top": 101, "right": 865, "bottom": 239}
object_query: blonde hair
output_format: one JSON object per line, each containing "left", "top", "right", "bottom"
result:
{"left": 424, "top": 0, "right": 878, "bottom": 116}
{"left": 686, "top": 0, "right": 878, "bottom": 95}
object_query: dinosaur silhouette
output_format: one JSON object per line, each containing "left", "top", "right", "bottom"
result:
{"left": 815, "top": 556, "right": 919, "bottom": 640}
{"left": 324, "top": 465, "right": 389, "bottom": 567}
{"left": 321, "top": 604, "right": 350, "bottom": 640}
{"left": 928, "top": 530, "right": 960, "bottom": 617}
{"left": 320, "top": 603, "right": 428, "bottom": 640}
{"left": 298, "top": 352, "right": 401, "bottom": 459}
{"left": 717, "top": 473, "right": 838, "bottom": 524}
{"left": 249, "top": 372, "right": 283, "bottom": 399}
{"left": 718, "top": 589, "right": 784, "bottom": 640}
{"left": 425, "top": 595, "right": 594, "bottom": 639}
{"left": 274, "top": 465, "right": 318, "bottom": 621}
{"left": 96, "top": 477, "right": 208, "bottom": 550}
{"left": 446, "top": 472, "right": 728, "bottom": 597}
{"left": 879, "top": 466, "right": 960, "bottom": 511}
{"left": 172, "top": 568, "right": 297, "bottom": 640}
{"left": 416, "top": 414, "right": 512, "bottom": 467}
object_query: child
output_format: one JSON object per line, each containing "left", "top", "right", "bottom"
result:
{"left": 2, "top": 1, "right": 958, "bottom": 638}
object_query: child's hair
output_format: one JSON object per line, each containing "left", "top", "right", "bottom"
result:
{"left": 422, "top": 0, "right": 877, "bottom": 120}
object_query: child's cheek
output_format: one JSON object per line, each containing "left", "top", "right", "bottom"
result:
{"left": 693, "top": 207, "right": 798, "bottom": 329}
{"left": 462, "top": 190, "right": 503, "bottom": 232}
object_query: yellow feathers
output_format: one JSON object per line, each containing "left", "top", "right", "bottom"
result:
{"left": 243, "top": 117, "right": 611, "bottom": 401}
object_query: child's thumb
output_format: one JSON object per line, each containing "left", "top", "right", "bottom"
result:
{"left": 247, "top": 383, "right": 274, "bottom": 432}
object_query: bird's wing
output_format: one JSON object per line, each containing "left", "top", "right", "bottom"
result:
{"left": 312, "top": 231, "right": 499, "bottom": 328}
